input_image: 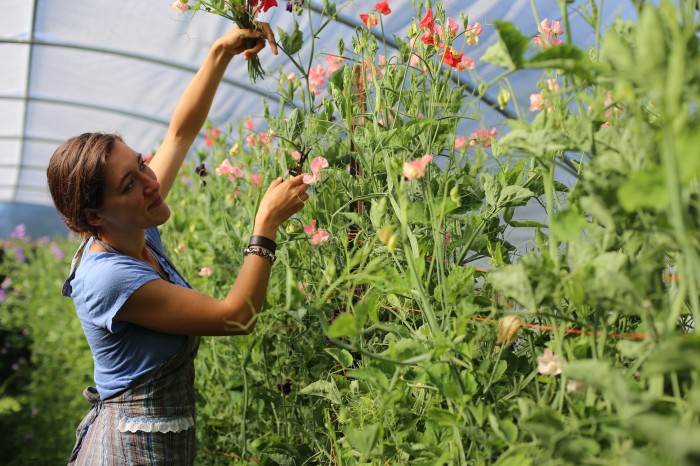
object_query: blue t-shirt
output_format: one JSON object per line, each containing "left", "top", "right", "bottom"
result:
{"left": 65, "top": 228, "right": 191, "bottom": 400}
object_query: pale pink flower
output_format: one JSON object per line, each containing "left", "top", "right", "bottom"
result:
{"left": 246, "top": 134, "right": 257, "bottom": 146}
{"left": 409, "top": 53, "right": 421, "bottom": 67}
{"left": 198, "top": 267, "right": 213, "bottom": 277}
{"left": 537, "top": 348, "right": 563, "bottom": 375}
{"left": 454, "top": 136, "right": 467, "bottom": 150}
{"left": 303, "top": 220, "right": 317, "bottom": 235}
{"left": 566, "top": 379, "right": 587, "bottom": 393}
{"left": 534, "top": 18, "right": 564, "bottom": 48}
{"left": 547, "top": 78, "right": 560, "bottom": 92}
{"left": 308, "top": 65, "right": 326, "bottom": 95}
{"left": 324, "top": 55, "right": 344, "bottom": 74}
{"left": 530, "top": 93, "right": 544, "bottom": 112}
{"left": 304, "top": 220, "right": 330, "bottom": 245}
{"left": 402, "top": 154, "right": 433, "bottom": 180}
{"left": 456, "top": 56, "right": 475, "bottom": 71}
{"left": 170, "top": 1, "right": 189, "bottom": 13}
{"left": 287, "top": 72, "right": 297, "bottom": 81}
{"left": 250, "top": 174, "right": 262, "bottom": 185}
{"left": 302, "top": 156, "right": 329, "bottom": 184}
{"left": 245, "top": 117, "right": 255, "bottom": 131}
{"left": 176, "top": 242, "right": 186, "bottom": 252}
{"left": 310, "top": 229, "right": 330, "bottom": 245}
{"left": 378, "top": 54, "right": 387, "bottom": 67}
{"left": 291, "top": 150, "right": 302, "bottom": 161}
{"left": 216, "top": 159, "right": 245, "bottom": 180}
{"left": 466, "top": 22, "right": 482, "bottom": 46}
{"left": 468, "top": 128, "right": 498, "bottom": 147}
{"left": 258, "top": 133, "right": 271, "bottom": 146}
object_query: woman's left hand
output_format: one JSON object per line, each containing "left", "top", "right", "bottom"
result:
{"left": 218, "top": 24, "right": 278, "bottom": 60}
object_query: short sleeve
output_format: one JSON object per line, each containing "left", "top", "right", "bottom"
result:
{"left": 73, "top": 253, "right": 162, "bottom": 333}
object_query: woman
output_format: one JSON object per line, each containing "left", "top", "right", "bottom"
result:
{"left": 47, "top": 24, "right": 309, "bottom": 465}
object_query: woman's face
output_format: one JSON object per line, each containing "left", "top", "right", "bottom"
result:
{"left": 92, "top": 140, "right": 171, "bottom": 234}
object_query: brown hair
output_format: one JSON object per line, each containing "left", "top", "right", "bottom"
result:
{"left": 47, "top": 132, "right": 123, "bottom": 236}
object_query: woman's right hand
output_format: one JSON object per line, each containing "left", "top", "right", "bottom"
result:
{"left": 253, "top": 174, "right": 309, "bottom": 239}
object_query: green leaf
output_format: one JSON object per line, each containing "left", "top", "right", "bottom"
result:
{"left": 617, "top": 167, "right": 669, "bottom": 211}
{"left": 498, "top": 185, "right": 535, "bottom": 208}
{"left": 277, "top": 21, "right": 303, "bottom": 55}
{"left": 552, "top": 209, "right": 587, "bottom": 241}
{"left": 487, "top": 263, "right": 537, "bottom": 310}
{"left": 324, "top": 347, "right": 353, "bottom": 367}
{"left": 554, "top": 437, "right": 601, "bottom": 462}
{"left": 344, "top": 424, "right": 382, "bottom": 455}
{"left": 443, "top": 266, "right": 475, "bottom": 304}
{"left": 427, "top": 408, "right": 461, "bottom": 427}
{"left": 299, "top": 379, "right": 342, "bottom": 405}
{"left": 328, "top": 313, "right": 358, "bottom": 338}
{"left": 480, "top": 21, "right": 529, "bottom": 70}
{"left": 676, "top": 124, "right": 700, "bottom": 185}
{"left": 526, "top": 45, "right": 594, "bottom": 80}
{"left": 346, "top": 367, "right": 389, "bottom": 390}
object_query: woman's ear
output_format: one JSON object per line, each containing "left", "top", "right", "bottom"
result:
{"left": 84, "top": 208, "right": 105, "bottom": 227}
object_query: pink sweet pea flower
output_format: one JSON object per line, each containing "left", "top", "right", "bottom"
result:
{"left": 204, "top": 128, "right": 220, "bottom": 147}
{"left": 291, "top": 150, "right": 302, "bottom": 161}
{"left": 216, "top": 159, "right": 245, "bottom": 181}
{"left": 375, "top": 1, "right": 391, "bottom": 15}
{"left": 530, "top": 93, "right": 544, "bottom": 112}
{"left": 534, "top": 18, "right": 564, "bottom": 48}
{"left": 468, "top": 128, "right": 498, "bottom": 148}
{"left": 250, "top": 174, "right": 262, "bottom": 185}
{"left": 245, "top": 117, "right": 255, "bottom": 131}
{"left": 308, "top": 65, "right": 326, "bottom": 95}
{"left": 198, "top": 267, "right": 213, "bottom": 277}
{"left": 419, "top": 8, "right": 434, "bottom": 31}
{"left": 245, "top": 134, "right": 257, "bottom": 146}
{"left": 324, "top": 55, "right": 344, "bottom": 74}
{"left": 170, "top": 1, "right": 189, "bottom": 13}
{"left": 456, "top": 56, "right": 475, "bottom": 71}
{"left": 302, "top": 156, "right": 329, "bottom": 184}
{"left": 360, "top": 13, "right": 378, "bottom": 28}
{"left": 304, "top": 220, "right": 330, "bottom": 245}
{"left": 454, "top": 136, "right": 467, "bottom": 150}
{"left": 402, "top": 154, "right": 433, "bottom": 180}
{"left": 466, "top": 22, "right": 482, "bottom": 46}
{"left": 537, "top": 348, "right": 563, "bottom": 375}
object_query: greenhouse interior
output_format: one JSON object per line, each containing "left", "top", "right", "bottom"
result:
{"left": 2, "top": 0, "right": 699, "bottom": 464}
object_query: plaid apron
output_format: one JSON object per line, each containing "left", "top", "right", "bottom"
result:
{"left": 68, "top": 334, "right": 201, "bottom": 465}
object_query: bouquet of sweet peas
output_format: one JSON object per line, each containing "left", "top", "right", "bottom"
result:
{"left": 171, "top": 0, "right": 279, "bottom": 82}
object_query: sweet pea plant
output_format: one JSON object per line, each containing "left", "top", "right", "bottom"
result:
{"left": 157, "top": 0, "right": 700, "bottom": 464}
{"left": 4, "top": 0, "right": 700, "bottom": 464}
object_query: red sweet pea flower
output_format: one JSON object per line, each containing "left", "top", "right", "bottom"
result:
{"left": 260, "top": 0, "right": 277, "bottom": 12}
{"left": 375, "top": 1, "right": 391, "bottom": 15}
{"left": 360, "top": 13, "right": 378, "bottom": 27}
{"left": 419, "top": 8, "right": 434, "bottom": 31}
{"left": 440, "top": 47, "right": 464, "bottom": 69}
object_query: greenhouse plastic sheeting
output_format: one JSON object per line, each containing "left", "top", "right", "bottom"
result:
{"left": 1, "top": 0, "right": 638, "bottom": 212}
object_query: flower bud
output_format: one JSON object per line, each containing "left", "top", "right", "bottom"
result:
{"left": 387, "top": 234, "right": 397, "bottom": 252}
{"left": 498, "top": 88, "right": 511, "bottom": 110}
{"left": 378, "top": 225, "right": 392, "bottom": 244}
{"left": 496, "top": 315, "right": 521, "bottom": 346}
{"left": 450, "top": 186, "right": 461, "bottom": 205}
{"left": 229, "top": 143, "right": 240, "bottom": 156}
{"left": 286, "top": 223, "right": 298, "bottom": 234}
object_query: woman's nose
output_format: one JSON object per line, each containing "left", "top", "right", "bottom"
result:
{"left": 142, "top": 171, "right": 160, "bottom": 194}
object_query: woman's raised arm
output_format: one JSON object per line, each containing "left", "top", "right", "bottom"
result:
{"left": 149, "top": 25, "right": 278, "bottom": 200}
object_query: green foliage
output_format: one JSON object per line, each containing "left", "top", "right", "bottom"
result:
{"left": 4, "top": 1, "right": 700, "bottom": 464}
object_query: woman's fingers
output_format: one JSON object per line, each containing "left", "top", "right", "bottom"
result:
{"left": 260, "top": 22, "right": 278, "bottom": 55}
